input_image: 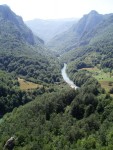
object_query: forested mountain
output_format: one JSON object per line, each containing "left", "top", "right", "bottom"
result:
{"left": 0, "top": 5, "right": 61, "bottom": 84}
{"left": 1, "top": 69, "right": 113, "bottom": 150}
{"left": 26, "top": 18, "right": 77, "bottom": 43}
{"left": 59, "top": 12, "right": 113, "bottom": 71}
{"left": 47, "top": 11, "right": 105, "bottom": 54}
{"left": 0, "top": 5, "right": 44, "bottom": 47}
{"left": 1, "top": 4, "right": 113, "bottom": 150}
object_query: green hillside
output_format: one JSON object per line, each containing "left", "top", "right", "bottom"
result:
{"left": 0, "top": 5, "right": 61, "bottom": 84}
{"left": 0, "top": 70, "right": 113, "bottom": 150}
{"left": 47, "top": 10, "right": 103, "bottom": 54}
{"left": 59, "top": 12, "right": 113, "bottom": 73}
{"left": 1, "top": 4, "right": 113, "bottom": 150}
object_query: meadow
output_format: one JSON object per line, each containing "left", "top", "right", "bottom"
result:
{"left": 18, "top": 77, "right": 42, "bottom": 90}
{"left": 81, "top": 67, "right": 113, "bottom": 93}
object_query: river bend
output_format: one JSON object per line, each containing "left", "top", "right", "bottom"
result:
{"left": 61, "top": 63, "right": 78, "bottom": 89}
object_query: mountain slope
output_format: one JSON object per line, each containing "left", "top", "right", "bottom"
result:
{"left": 0, "top": 5, "right": 61, "bottom": 84}
{"left": 47, "top": 10, "right": 104, "bottom": 54}
{"left": 0, "top": 4, "right": 44, "bottom": 47}
{"left": 60, "top": 13, "right": 113, "bottom": 67}
{"left": 26, "top": 18, "right": 77, "bottom": 43}
{"left": 1, "top": 7, "right": 113, "bottom": 150}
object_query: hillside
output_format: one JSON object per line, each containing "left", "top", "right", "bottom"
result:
{"left": 1, "top": 5, "right": 113, "bottom": 150}
{"left": 0, "top": 5, "right": 61, "bottom": 84}
{"left": 0, "top": 5, "right": 44, "bottom": 48}
{"left": 58, "top": 12, "right": 113, "bottom": 96}
{"left": 26, "top": 18, "right": 77, "bottom": 43}
{"left": 60, "top": 12, "right": 113, "bottom": 66}
{"left": 0, "top": 70, "right": 113, "bottom": 150}
{"left": 47, "top": 10, "right": 104, "bottom": 54}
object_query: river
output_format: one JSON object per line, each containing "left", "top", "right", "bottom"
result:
{"left": 61, "top": 63, "right": 78, "bottom": 89}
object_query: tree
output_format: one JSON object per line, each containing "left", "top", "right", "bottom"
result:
{"left": 109, "top": 88, "right": 113, "bottom": 94}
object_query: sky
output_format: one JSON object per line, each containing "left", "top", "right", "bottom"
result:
{"left": 0, "top": 0, "right": 113, "bottom": 21}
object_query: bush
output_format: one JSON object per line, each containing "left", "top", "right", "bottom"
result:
{"left": 109, "top": 88, "right": 113, "bottom": 94}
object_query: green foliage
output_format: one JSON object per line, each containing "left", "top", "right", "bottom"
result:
{"left": 0, "top": 71, "right": 112, "bottom": 149}
{"left": 109, "top": 87, "right": 113, "bottom": 94}
{"left": 0, "top": 5, "right": 62, "bottom": 85}
{"left": 1, "top": 5, "right": 113, "bottom": 150}
{"left": 0, "top": 70, "right": 47, "bottom": 117}
{"left": 57, "top": 13, "right": 113, "bottom": 75}
{"left": 0, "top": 54, "right": 61, "bottom": 84}
{"left": 47, "top": 10, "right": 103, "bottom": 54}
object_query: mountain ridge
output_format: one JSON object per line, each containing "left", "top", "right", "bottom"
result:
{"left": 1, "top": 5, "right": 113, "bottom": 150}
{"left": 0, "top": 4, "right": 61, "bottom": 84}
{"left": 47, "top": 10, "right": 104, "bottom": 53}
{"left": 0, "top": 4, "right": 44, "bottom": 47}
{"left": 26, "top": 18, "right": 77, "bottom": 43}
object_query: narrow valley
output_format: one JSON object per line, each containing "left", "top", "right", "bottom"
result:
{"left": 0, "top": 3, "right": 113, "bottom": 150}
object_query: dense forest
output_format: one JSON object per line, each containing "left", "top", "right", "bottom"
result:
{"left": 0, "top": 4, "right": 113, "bottom": 150}
{"left": 0, "top": 71, "right": 113, "bottom": 149}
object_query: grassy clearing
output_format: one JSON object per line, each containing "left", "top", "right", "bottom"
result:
{"left": 81, "top": 67, "right": 98, "bottom": 72}
{"left": 18, "top": 78, "right": 42, "bottom": 90}
{"left": 100, "top": 81, "right": 113, "bottom": 92}
{"left": 81, "top": 67, "right": 113, "bottom": 92}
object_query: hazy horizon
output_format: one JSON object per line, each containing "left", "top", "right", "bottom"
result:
{"left": 0, "top": 0, "right": 113, "bottom": 21}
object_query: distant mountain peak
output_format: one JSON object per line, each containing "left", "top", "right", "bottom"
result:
{"left": 89, "top": 10, "right": 99, "bottom": 15}
{"left": 83, "top": 10, "right": 100, "bottom": 19}
{"left": 47, "top": 10, "right": 104, "bottom": 53}
{"left": 0, "top": 4, "right": 13, "bottom": 16}
{"left": 0, "top": 4, "right": 44, "bottom": 47}
{"left": 74, "top": 10, "right": 103, "bottom": 35}
{"left": 0, "top": 4, "right": 22, "bottom": 24}
{"left": 0, "top": 4, "right": 10, "bottom": 9}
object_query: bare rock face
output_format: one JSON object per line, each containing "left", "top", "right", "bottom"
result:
{"left": 3, "top": 137, "right": 15, "bottom": 150}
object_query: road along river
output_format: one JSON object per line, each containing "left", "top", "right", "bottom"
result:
{"left": 61, "top": 63, "right": 78, "bottom": 89}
